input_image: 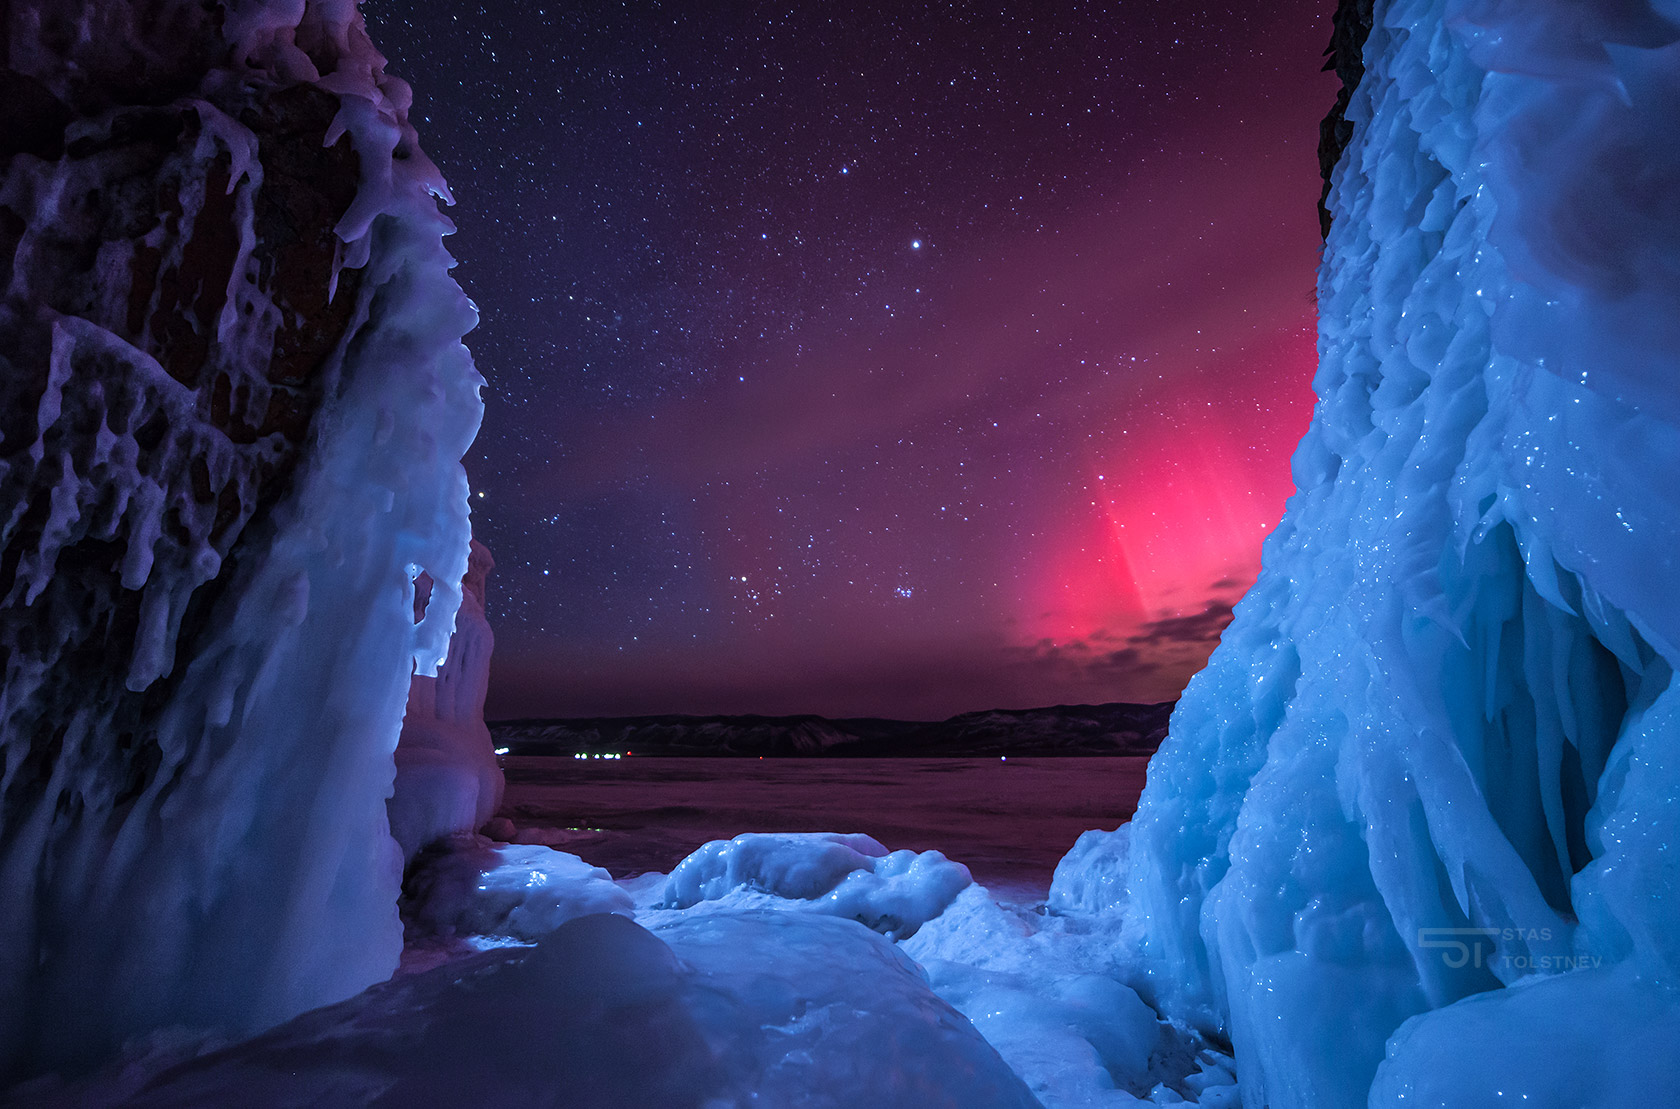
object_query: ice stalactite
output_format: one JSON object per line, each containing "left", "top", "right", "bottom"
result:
{"left": 388, "top": 539, "right": 503, "bottom": 864}
{"left": 0, "top": 0, "right": 481, "bottom": 1081}
{"left": 1114, "top": 0, "right": 1680, "bottom": 1105}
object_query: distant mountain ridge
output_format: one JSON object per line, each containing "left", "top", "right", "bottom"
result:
{"left": 490, "top": 701, "right": 1174, "bottom": 757}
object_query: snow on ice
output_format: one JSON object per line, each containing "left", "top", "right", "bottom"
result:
{"left": 35, "top": 831, "right": 1234, "bottom": 1108}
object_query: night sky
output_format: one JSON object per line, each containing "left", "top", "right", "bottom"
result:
{"left": 363, "top": 1, "right": 1338, "bottom": 721}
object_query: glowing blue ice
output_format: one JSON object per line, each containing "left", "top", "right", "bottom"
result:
{"left": 1097, "top": 2, "right": 1680, "bottom": 1105}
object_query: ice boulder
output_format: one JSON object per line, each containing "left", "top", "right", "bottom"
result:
{"left": 661, "top": 831, "right": 972, "bottom": 939}
{"left": 919, "top": 961, "right": 1162, "bottom": 1106}
{"left": 1369, "top": 964, "right": 1680, "bottom": 1107}
{"left": 1048, "top": 825, "right": 1130, "bottom": 917}
{"left": 388, "top": 541, "right": 504, "bottom": 863}
{"left": 403, "top": 839, "right": 632, "bottom": 941}
{"left": 52, "top": 912, "right": 1040, "bottom": 1109}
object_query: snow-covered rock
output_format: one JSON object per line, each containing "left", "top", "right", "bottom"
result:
{"left": 389, "top": 540, "right": 503, "bottom": 863}
{"left": 0, "top": 0, "right": 481, "bottom": 1080}
{"left": 1114, "top": 1, "right": 1680, "bottom": 1106}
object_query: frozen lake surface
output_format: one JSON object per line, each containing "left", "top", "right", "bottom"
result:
{"left": 497, "top": 755, "right": 1151, "bottom": 899}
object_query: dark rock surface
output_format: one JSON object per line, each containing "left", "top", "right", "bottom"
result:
{"left": 1318, "top": 0, "right": 1376, "bottom": 237}
{"left": 0, "top": 4, "right": 359, "bottom": 822}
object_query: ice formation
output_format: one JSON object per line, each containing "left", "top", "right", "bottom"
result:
{"left": 388, "top": 540, "right": 503, "bottom": 863}
{"left": 661, "top": 830, "right": 973, "bottom": 939}
{"left": 46, "top": 910, "right": 1040, "bottom": 1108}
{"left": 640, "top": 832, "right": 1236, "bottom": 1105}
{"left": 905, "top": 886, "right": 1173, "bottom": 1107}
{"left": 1107, "top": 1, "right": 1680, "bottom": 1105}
{"left": 35, "top": 827, "right": 1248, "bottom": 1108}
{"left": 0, "top": 0, "right": 481, "bottom": 1080}
{"left": 404, "top": 839, "right": 632, "bottom": 942}
{"left": 1049, "top": 825, "right": 1131, "bottom": 918}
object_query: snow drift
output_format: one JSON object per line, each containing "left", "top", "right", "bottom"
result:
{"left": 0, "top": 0, "right": 481, "bottom": 1080}
{"left": 1109, "top": 1, "right": 1680, "bottom": 1105}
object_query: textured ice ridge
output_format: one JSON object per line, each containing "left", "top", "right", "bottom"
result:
{"left": 1107, "top": 1, "right": 1680, "bottom": 1105}
{"left": 0, "top": 0, "right": 482, "bottom": 1079}
{"left": 660, "top": 831, "right": 973, "bottom": 940}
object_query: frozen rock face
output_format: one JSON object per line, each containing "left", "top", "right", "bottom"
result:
{"left": 0, "top": 0, "right": 481, "bottom": 1081}
{"left": 388, "top": 539, "right": 502, "bottom": 863}
{"left": 1118, "top": 1, "right": 1680, "bottom": 1106}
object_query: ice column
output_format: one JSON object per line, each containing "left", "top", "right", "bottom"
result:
{"left": 389, "top": 540, "right": 504, "bottom": 864}
{"left": 1115, "top": 1, "right": 1680, "bottom": 1105}
{"left": 0, "top": 0, "right": 481, "bottom": 1080}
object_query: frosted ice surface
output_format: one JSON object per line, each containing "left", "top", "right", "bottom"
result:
{"left": 1371, "top": 963, "right": 1680, "bottom": 1105}
{"left": 54, "top": 912, "right": 1039, "bottom": 1109}
{"left": 1110, "top": 1, "right": 1680, "bottom": 1106}
{"left": 903, "top": 886, "right": 1237, "bottom": 1108}
{"left": 1049, "top": 825, "right": 1130, "bottom": 917}
{"left": 921, "top": 963, "right": 1161, "bottom": 1108}
{"left": 403, "top": 839, "right": 633, "bottom": 942}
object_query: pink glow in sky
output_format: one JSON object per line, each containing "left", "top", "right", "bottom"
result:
{"left": 370, "top": 0, "right": 1338, "bottom": 719}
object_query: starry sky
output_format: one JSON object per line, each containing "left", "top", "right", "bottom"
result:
{"left": 363, "top": 0, "right": 1338, "bottom": 721}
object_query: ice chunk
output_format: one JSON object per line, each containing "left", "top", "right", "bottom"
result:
{"left": 403, "top": 839, "right": 632, "bottom": 941}
{"left": 820, "top": 846, "right": 976, "bottom": 939}
{"left": 660, "top": 831, "right": 971, "bottom": 939}
{"left": 1371, "top": 964, "right": 1680, "bottom": 1107}
{"left": 663, "top": 831, "right": 891, "bottom": 903}
{"left": 1048, "top": 825, "right": 1130, "bottom": 917}
{"left": 919, "top": 959, "right": 1161, "bottom": 1105}
{"left": 55, "top": 912, "right": 1039, "bottom": 1108}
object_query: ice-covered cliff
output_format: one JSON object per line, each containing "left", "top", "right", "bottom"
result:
{"left": 0, "top": 0, "right": 481, "bottom": 1081}
{"left": 1117, "top": 1, "right": 1680, "bottom": 1105}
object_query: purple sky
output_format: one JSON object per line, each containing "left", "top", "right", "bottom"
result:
{"left": 366, "top": 0, "right": 1338, "bottom": 719}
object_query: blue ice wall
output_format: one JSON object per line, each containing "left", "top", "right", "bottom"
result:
{"left": 1118, "top": 2, "right": 1680, "bottom": 1104}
